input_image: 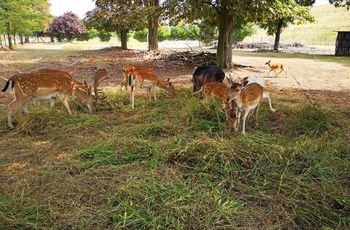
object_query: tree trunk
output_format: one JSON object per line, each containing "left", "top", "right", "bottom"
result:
{"left": 273, "top": 19, "right": 283, "bottom": 52}
{"left": 120, "top": 30, "right": 128, "bottom": 49}
{"left": 216, "top": 6, "right": 234, "bottom": 68}
{"left": 145, "top": 0, "right": 159, "bottom": 51}
{"left": 148, "top": 15, "right": 158, "bottom": 51}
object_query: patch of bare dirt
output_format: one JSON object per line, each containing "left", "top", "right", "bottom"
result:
{"left": 1, "top": 44, "right": 349, "bottom": 106}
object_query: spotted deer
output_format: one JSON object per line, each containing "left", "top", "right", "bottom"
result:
{"left": 196, "top": 81, "right": 239, "bottom": 132}
{"left": 265, "top": 60, "right": 287, "bottom": 77}
{"left": 1, "top": 69, "right": 108, "bottom": 128}
{"left": 129, "top": 68, "right": 175, "bottom": 109}
{"left": 226, "top": 83, "right": 275, "bottom": 134}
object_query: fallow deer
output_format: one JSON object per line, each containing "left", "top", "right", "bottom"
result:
{"left": 226, "top": 83, "right": 275, "bottom": 134}
{"left": 121, "top": 65, "right": 142, "bottom": 90}
{"left": 129, "top": 68, "right": 175, "bottom": 109}
{"left": 191, "top": 65, "right": 225, "bottom": 92}
{"left": 265, "top": 60, "right": 287, "bottom": 77}
{"left": 1, "top": 69, "right": 108, "bottom": 128}
{"left": 196, "top": 81, "right": 230, "bottom": 108}
{"left": 195, "top": 81, "right": 239, "bottom": 132}
{"left": 219, "top": 101, "right": 239, "bottom": 133}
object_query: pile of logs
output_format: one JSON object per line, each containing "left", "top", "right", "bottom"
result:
{"left": 138, "top": 50, "right": 217, "bottom": 66}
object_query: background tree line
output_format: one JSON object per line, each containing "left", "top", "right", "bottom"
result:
{"left": 0, "top": 0, "right": 348, "bottom": 67}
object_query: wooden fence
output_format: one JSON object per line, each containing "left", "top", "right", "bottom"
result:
{"left": 335, "top": 31, "right": 350, "bottom": 56}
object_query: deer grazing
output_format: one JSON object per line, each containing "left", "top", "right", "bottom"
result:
{"left": 191, "top": 65, "right": 225, "bottom": 92}
{"left": 196, "top": 81, "right": 230, "bottom": 108}
{"left": 129, "top": 67, "right": 175, "bottom": 109}
{"left": 226, "top": 82, "right": 276, "bottom": 134}
{"left": 195, "top": 81, "right": 239, "bottom": 132}
{"left": 1, "top": 69, "right": 108, "bottom": 128}
{"left": 265, "top": 60, "right": 287, "bottom": 77}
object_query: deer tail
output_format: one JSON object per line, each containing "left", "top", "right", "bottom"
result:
{"left": 1, "top": 79, "right": 12, "bottom": 93}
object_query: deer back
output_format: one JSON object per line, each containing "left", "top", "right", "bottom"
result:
{"left": 227, "top": 83, "right": 263, "bottom": 109}
{"left": 203, "top": 82, "right": 229, "bottom": 102}
{"left": 8, "top": 69, "right": 100, "bottom": 111}
{"left": 9, "top": 70, "right": 76, "bottom": 98}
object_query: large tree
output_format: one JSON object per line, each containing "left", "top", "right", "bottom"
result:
{"left": 259, "top": 0, "right": 315, "bottom": 51}
{"left": 85, "top": 0, "right": 145, "bottom": 49}
{"left": 144, "top": 0, "right": 161, "bottom": 50}
{"left": 163, "top": 0, "right": 288, "bottom": 68}
{"left": 85, "top": 0, "right": 160, "bottom": 50}
{"left": 0, "top": 0, "right": 51, "bottom": 49}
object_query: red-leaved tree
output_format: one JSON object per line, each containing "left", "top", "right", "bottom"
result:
{"left": 48, "top": 12, "right": 87, "bottom": 42}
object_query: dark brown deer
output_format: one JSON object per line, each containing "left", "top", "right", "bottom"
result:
{"left": 191, "top": 65, "right": 225, "bottom": 92}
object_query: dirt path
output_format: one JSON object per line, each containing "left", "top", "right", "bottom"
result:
{"left": 232, "top": 56, "right": 350, "bottom": 92}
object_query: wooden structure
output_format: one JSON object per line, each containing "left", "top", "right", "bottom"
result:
{"left": 335, "top": 31, "right": 350, "bottom": 56}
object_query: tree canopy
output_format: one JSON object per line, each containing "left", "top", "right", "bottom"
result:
{"left": 258, "top": 0, "right": 315, "bottom": 51}
{"left": 48, "top": 12, "right": 87, "bottom": 42}
{"left": 0, "top": 0, "right": 51, "bottom": 49}
{"left": 84, "top": 0, "right": 146, "bottom": 49}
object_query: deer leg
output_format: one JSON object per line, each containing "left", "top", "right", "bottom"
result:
{"left": 236, "top": 111, "right": 241, "bottom": 132}
{"left": 59, "top": 95, "right": 72, "bottom": 115}
{"left": 7, "top": 100, "right": 22, "bottom": 128}
{"left": 255, "top": 104, "right": 260, "bottom": 127}
{"left": 21, "top": 101, "right": 28, "bottom": 113}
{"left": 50, "top": 97, "right": 56, "bottom": 108}
{"left": 267, "top": 70, "right": 272, "bottom": 77}
{"left": 152, "top": 85, "right": 156, "bottom": 101}
{"left": 276, "top": 69, "right": 284, "bottom": 76}
{"left": 241, "top": 109, "right": 250, "bottom": 134}
{"left": 262, "top": 93, "right": 276, "bottom": 112}
{"left": 131, "top": 85, "right": 135, "bottom": 109}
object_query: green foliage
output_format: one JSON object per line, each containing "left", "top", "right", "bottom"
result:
{"left": 158, "top": 25, "right": 171, "bottom": 42}
{"left": 169, "top": 21, "right": 200, "bottom": 40}
{"left": 133, "top": 29, "right": 148, "bottom": 42}
{"left": 233, "top": 22, "right": 257, "bottom": 43}
{"left": 0, "top": 0, "right": 51, "bottom": 48}
{"left": 74, "top": 29, "right": 98, "bottom": 41}
{"left": 98, "top": 31, "right": 113, "bottom": 42}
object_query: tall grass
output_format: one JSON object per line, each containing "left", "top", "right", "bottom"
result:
{"left": 0, "top": 86, "right": 349, "bottom": 229}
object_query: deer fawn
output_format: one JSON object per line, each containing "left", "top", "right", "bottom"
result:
{"left": 226, "top": 83, "right": 275, "bottom": 134}
{"left": 265, "top": 60, "right": 287, "bottom": 77}
{"left": 1, "top": 69, "right": 108, "bottom": 128}
{"left": 129, "top": 68, "right": 175, "bottom": 109}
{"left": 195, "top": 81, "right": 240, "bottom": 132}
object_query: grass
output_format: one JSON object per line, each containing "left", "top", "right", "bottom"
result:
{"left": 0, "top": 83, "right": 349, "bottom": 229}
{"left": 0, "top": 33, "right": 350, "bottom": 228}
{"left": 245, "top": 4, "right": 350, "bottom": 45}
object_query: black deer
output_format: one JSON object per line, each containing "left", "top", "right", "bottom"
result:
{"left": 191, "top": 65, "right": 225, "bottom": 92}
